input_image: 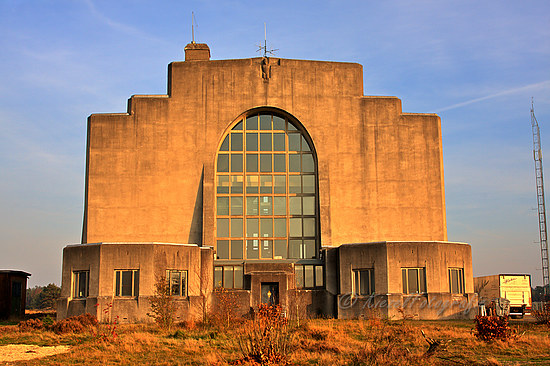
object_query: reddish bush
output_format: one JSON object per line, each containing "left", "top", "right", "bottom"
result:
{"left": 473, "top": 315, "right": 511, "bottom": 342}
{"left": 532, "top": 303, "right": 550, "bottom": 327}
{"left": 52, "top": 313, "right": 98, "bottom": 334}
{"left": 18, "top": 318, "right": 43, "bottom": 332}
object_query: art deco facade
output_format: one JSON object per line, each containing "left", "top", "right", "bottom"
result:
{"left": 58, "top": 43, "right": 477, "bottom": 321}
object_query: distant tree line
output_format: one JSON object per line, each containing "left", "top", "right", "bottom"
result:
{"left": 26, "top": 283, "right": 61, "bottom": 309}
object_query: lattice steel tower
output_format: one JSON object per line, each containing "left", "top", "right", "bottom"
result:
{"left": 531, "top": 100, "right": 550, "bottom": 293}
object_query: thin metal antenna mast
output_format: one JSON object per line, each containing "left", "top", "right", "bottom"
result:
{"left": 257, "top": 23, "right": 278, "bottom": 57}
{"left": 531, "top": 98, "right": 550, "bottom": 294}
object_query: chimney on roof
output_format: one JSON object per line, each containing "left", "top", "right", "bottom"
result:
{"left": 184, "top": 42, "right": 210, "bottom": 61}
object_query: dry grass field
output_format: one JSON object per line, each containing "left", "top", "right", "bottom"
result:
{"left": 1, "top": 315, "right": 549, "bottom": 365}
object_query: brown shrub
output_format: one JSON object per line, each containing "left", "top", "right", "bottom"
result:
{"left": 18, "top": 318, "right": 43, "bottom": 332}
{"left": 473, "top": 316, "right": 511, "bottom": 342}
{"left": 52, "top": 313, "right": 98, "bottom": 334}
{"left": 532, "top": 303, "right": 550, "bottom": 326}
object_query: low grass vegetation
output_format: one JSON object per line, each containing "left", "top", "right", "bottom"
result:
{"left": 1, "top": 310, "right": 549, "bottom": 365}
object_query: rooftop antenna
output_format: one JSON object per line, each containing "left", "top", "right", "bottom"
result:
{"left": 257, "top": 23, "right": 278, "bottom": 57}
{"left": 531, "top": 98, "right": 550, "bottom": 295}
{"left": 191, "top": 12, "right": 196, "bottom": 44}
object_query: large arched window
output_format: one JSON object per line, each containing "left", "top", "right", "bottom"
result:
{"left": 215, "top": 111, "right": 318, "bottom": 260}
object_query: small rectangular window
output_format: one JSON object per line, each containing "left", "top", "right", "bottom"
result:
{"left": 353, "top": 269, "right": 374, "bottom": 296}
{"left": 115, "top": 270, "right": 139, "bottom": 297}
{"left": 72, "top": 271, "right": 89, "bottom": 298}
{"left": 166, "top": 270, "right": 188, "bottom": 297}
{"left": 214, "top": 266, "right": 244, "bottom": 289}
{"left": 295, "top": 264, "right": 324, "bottom": 289}
{"left": 402, "top": 268, "right": 426, "bottom": 294}
{"left": 449, "top": 268, "right": 464, "bottom": 294}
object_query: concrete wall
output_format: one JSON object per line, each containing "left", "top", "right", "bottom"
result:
{"left": 58, "top": 243, "right": 214, "bottom": 323}
{"left": 336, "top": 241, "right": 476, "bottom": 320}
{"left": 83, "top": 55, "right": 447, "bottom": 247}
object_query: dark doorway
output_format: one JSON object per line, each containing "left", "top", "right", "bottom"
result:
{"left": 261, "top": 282, "right": 279, "bottom": 305}
{"left": 11, "top": 281, "right": 22, "bottom": 317}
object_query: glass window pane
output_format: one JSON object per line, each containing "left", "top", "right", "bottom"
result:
{"left": 274, "top": 176, "right": 286, "bottom": 194}
{"left": 223, "top": 266, "right": 234, "bottom": 288}
{"left": 304, "top": 239, "right": 316, "bottom": 258}
{"left": 121, "top": 271, "right": 132, "bottom": 296}
{"left": 260, "top": 218, "right": 273, "bottom": 237}
{"left": 289, "top": 175, "right": 301, "bottom": 193}
{"left": 217, "top": 197, "right": 229, "bottom": 215}
{"left": 220, "top": 136, "right": 229, "bottom": 151}
{"left": 289, "top": 240, "right": 301, "bottom": 258}
{"left": 246, "top": 154, "right": 258, "bottom": 172}
{"left": 217, "top": 154, "right": 229, "bottom": 172}
{"left": 288, "top": 134, "right": 300, "bottom": 151}
{"left": 215, "top": 267, "right": 223, "bottom": 287}
{"left": 115, "top": 271, "right": 120, "bottom": 296}
{"left": 315, "top": 266, "right": 324, "bottom": 287}
{"left": 217, "top": 240, "right": 229, "bottom": 259}
{"left": 231, "top": 240, "right": 243, "bottom": 259}
{"left": 260, "top": 114, "right": 271, "bottom": 130}
{"left": 231, "top": 196, "right": 243, "bottom": 215}
{"left": 231, "top": 218, "right": 243, "bottom": 237}
{"left": 246, "top": 197, "right": 259, "bottom": 215}
{"left": 274, "top": 154, "right": 285, "bottom": 172}
{"left": 402, "top": 269, "right": 407, "bottom": 293}
{"left": 246, "top": 115, "right": 258, "bottom": 130}
{"left": 217, "top": 176, "right": 230, "bottom": 194}
{"left": 419, "top": 268, "right": 426, "bottom": 292}
{"left": 170, "top": 272, "right": 181, "bottom": 296}
{"left": 246, "top": 218, "right": 259, "bottom": 237}
{"left": 451, "top": 269, "right": 459, "bottom": 294}
{"left": 273, "top": 133, "right": 285, "bottom": 151}
{"left": 134, "top": 271, "right": 139, "bottom": 296}
{"left": 289, "top": 197, "right": 302, "bottom": 215}
{"left": 233, "top": 120, "right": 243, "bottom": 130}
{"left": 260, "top": 133, "right": 272, "bottom": 151}
{"left": 289, "top": 155, "right": 300, "bottom": 172}
{"left": 246, "top": 240, "right": 259, "bottom": 259}
{"left": 288, "top": 122, "right": 298, "bottom": 131}
{"left": 231, "top": 175, "right": 243, "bottom": 194}
{"left": 295, "top": 265, "right": 304, "bottom": 288}
{"left": 303, "top": 196, "right": 315, "bottom": 215}
{"left": 302, "top": 175, "right": 315, "bottom": 194}
{"left": 261, "top": 240, "right": 273, "bottom": 259}
{"left": 273, "top": 116, "right": 285, "bottom": 130}
{"left": 301, "top": 135, "right": 311, "bottom": 152}
{"left": 260, "top": 196, "right": 272, "bottom": 215}
{"left": 260, "top": 176, "right": 272, "bottom": 194}
{"left": 408, "top": 269, "right": 419, "bottom": 294}
{"left": 217, "top": 218, "right": 229, "bottom": 237}
{"left": 359, "top": 271, "right": 368, "bottom": 295}
{"left": 274, "top": 218, "right": 286, "bottom": 237}
{"left": 274, "top": 240, "right": 287, "bottom": 259}
{"left": 289, "top": 218, "right": 302, "bottom": 236}
{"left": 303, "top": 218, "right": 316, "bottom": 236}
{"left": 260, "top": 154, "right": 272, "bottom": 172}
{"left": 231, "top": 154, "right": 243, "bottom": 172}
{"left": 305, "top": 266, "right": 314, "bottom": 288}
{"left": 246, "top": 175, "right": 259, "bottom": 193}
{"left": 246, "top": 133, "right": 258, "bottom": 151}
{"left": 302, "top": 154, "right": 314, "bottom": 173}
{"left": 273, "top": 197, "right": 286, "bottom": 215}
{"left": 234, "top": 266, "right": 243, "bottom": 288}
{"left": 231, "top": 133, "right": 243, "bottom": 151}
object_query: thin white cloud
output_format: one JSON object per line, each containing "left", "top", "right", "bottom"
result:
{"left": 435, "top": 80, "right": 550, "bottom": 112}
{"left": 82, "top": 0, "right": 168, "bottom": 44}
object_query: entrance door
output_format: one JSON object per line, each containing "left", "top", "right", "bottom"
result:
{"left": 11, "top": 281, "right": 22, "bottom": 317}
{"left": 261, "top": 282, "right": 279, "bottom": 305}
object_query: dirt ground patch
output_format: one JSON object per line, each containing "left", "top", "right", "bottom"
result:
{"left": 0, "top": 344, "right": 71, "bottom": 362}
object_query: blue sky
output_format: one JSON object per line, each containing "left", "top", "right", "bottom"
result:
{"left": 0, "top": 0, "right": 549, "bottom": 287}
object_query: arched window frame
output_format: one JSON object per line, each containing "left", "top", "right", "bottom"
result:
{"left": 214, "top": 108, "right": 319, "bottom": 261}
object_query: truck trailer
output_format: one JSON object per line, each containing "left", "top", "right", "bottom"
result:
{"left": 474, "top": 274, "right": 532, "bottom": 317}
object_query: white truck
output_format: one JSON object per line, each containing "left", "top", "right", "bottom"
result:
{"left": 474, "top": 274, "right": 532, "bottom": 318}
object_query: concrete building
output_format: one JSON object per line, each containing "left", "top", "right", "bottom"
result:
{"left": 58, "top": 43, "right": 477, "bottom": 322}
